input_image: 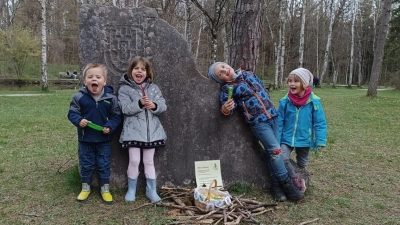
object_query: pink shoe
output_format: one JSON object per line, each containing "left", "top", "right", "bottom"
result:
{"left": 292, "top": 175, "right": 306, "bottom": 193}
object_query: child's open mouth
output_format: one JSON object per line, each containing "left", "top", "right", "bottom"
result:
{"left": 91, "top": 83, "right": 99, "bottom": 92}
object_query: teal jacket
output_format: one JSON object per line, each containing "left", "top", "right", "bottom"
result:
{"left": 277, "top": 93, "right": 327, "bottom": 148}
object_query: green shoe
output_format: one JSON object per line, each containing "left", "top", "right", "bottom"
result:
{"left": 101, "top": 184, "right": 113, "bottom": 204}
{"left": 76, "top": 183, "right": 91, "bottom": 202}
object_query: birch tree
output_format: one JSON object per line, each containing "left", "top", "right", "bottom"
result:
{"left": 264, "top": 2, "right": 278, "bottom": 88}
{"left": 367, "top": 0, "right": 392, "bottom": 97}
{"left": 0, "top": 0, "right": 20, "bottom": 29}
{"left": 194, "top": 15, "right": 204, "bottom": 61}
{"left": 348, "top": 0, "right": 357, "bottom": 88}
{"left": 39, "top": 0, "right": 48, "bottom": 91}
{"left": 184, "top": 0, "right": 193, "bottom": 52}
{"left": 275, "top": 0, "right": 288, "bottom": 88}
{"left": 191, "top": 0, "right": 229, "bottom": 64}
{"left": 298, "top": 0, "right": 306, "bottom": 67}
{"left": 279, "top": 0, "right": 287, "bottom": 87}
{"left": 319, "top": 0, "right": 336, "bottom": 85}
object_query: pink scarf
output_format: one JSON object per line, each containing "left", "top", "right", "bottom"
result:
{"left": 288, "top": 87, "right": 312, "bottom": 107}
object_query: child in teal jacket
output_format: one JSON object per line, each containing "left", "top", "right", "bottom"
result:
{"left": 278, "top": 68, "right": 327, "bottom": 193}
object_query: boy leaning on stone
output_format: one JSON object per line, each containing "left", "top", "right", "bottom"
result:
{"left": 67, "top": 63, "right": 122, "bottom": 204}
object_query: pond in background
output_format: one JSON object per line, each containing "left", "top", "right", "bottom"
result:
{"left": 0, "top": 83, "right": 81, "bottom": 91}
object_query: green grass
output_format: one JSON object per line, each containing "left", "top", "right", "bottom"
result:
{"left": 0, "top": 60, "right": 79, "bottom": 79}
{"left": 0, "top": 87, "right": 400, "bottom": 224}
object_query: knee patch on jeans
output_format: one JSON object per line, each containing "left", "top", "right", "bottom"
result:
{"left": 272, "top": 149, "right": 282, "bottom": 155}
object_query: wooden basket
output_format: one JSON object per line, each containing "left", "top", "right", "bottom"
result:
{"left": 194, "top": 179, "right": 231, "bottom": 211}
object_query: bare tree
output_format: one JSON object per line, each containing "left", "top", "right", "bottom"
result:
{"left": 366, "top": 0, "right": 392, "bottom": 97}
{"left": 0, "top": 0, "right": 21, "bottom": 29}
{"left": 298, "top": 0, "right": 306, "bottom": 67}
{"left": 275, "top": 0, "right": 287, "bottom": 88}
{"left": 319, "top": 0, "right": 336, "bottom": 85}
{"left": 348, "top": 0, "right": 357, "bottom": 88}
{"left": 191, "top": 0, "right": 229, "bottom": 64}
{"left": 39, "top": 0, "right": 48, "bottom": 91}
{"left": 184, "top": 0, "right": 193, "bottom": 52}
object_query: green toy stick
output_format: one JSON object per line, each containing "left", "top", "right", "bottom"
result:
{"left": 87, "top": 122, "right": 104, "bottom": 131}
{"left": 228, "top": 85, "right": 233, "bottom": 100}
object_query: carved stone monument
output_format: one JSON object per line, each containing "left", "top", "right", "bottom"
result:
{"left": 79, "top": 5, "right": 273, "bottom": 189}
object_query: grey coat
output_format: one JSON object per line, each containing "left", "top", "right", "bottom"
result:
{"left": 118, "top": 74, "right": 167, "bottom": 143}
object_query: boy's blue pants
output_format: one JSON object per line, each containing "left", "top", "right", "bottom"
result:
{"left": 78, "top": 141, "right": 111, "bottom": 186}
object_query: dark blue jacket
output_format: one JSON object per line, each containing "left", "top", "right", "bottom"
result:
{"left": 68, "top": 85, "right": 122, "bottom": 143}
{"left": 219, "top": 71, "right": 278, "bottom": 125}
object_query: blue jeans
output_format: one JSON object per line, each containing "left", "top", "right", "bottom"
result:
{"left": 78, "top": 141, "right": 111, "bottom": 186}
{"left": 250, "top": 117, "right": 289, "bottom": 181}
{"left": 281, "top": 144, "right": 310, "bottom": 178}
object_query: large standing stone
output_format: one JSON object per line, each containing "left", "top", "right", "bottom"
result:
{"left": 79, "top": 5, "right": 271, "bottom": 189}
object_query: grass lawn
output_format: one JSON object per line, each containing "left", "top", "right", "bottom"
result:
{"left": 0, "top": 87, "right": 399, "bottom": 224}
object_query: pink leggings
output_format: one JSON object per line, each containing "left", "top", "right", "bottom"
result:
{"left": 127, "top": 147, "right": 156, "bottom": 179}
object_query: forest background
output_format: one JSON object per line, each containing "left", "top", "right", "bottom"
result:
{"left": 0, "top": 0, "right": 399, "bottom": 92}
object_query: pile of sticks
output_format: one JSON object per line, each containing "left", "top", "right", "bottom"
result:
{"left": 132, "top": 187, "right": 278, "bottom": 225}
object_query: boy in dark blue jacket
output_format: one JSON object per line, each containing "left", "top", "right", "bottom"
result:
{"left": 208, "top": 62, "right": 304, "bottom": 201}
{"left": 68, "top": 63, "right": 122, "bottom": 204}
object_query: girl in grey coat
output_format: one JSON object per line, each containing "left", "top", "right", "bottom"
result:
{"left": 118, "top": 56, "right": 167, "bottom": 203}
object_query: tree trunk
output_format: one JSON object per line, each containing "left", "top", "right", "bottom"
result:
{"left": 348, "top": 0, "right": 357, "bottom": 88}
{"left": 320, "top": 0, "right": 336, "bottom": 85}
{"left": 367, "top": 0, "right": 391, "bottom": 97}
{"left": 298, "top": 0, "right": 306, "bottom": 67}
{"left": 191, "top": 0, "right": 228, "bottom": 64}
{"left": 229, "top": 0, "right": 263, "bottom": 71}
{"left": 184, "top": 0, "right": 192, "bottom": 52}
{"left": 265, "top": 4, "right": 277, "bottom": 88}
{"left": 195, "top": 17, "right": 203, "bottom": 61}
{"left": 222, "top": 21, "right": 229, "bottom": 62}
{"left": 40, "top": 0, "right": 48, "bottom": 91}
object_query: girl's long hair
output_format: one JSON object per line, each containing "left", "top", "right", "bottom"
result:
{"left": 127, "top": 56, "right": 154, "bottom": 82}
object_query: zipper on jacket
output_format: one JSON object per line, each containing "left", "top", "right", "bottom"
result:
{"left": 144, "top": 103, "right": 150, "bottom": 142}
{"left": 291, "top": 108, "right": 300, "bottom": 145}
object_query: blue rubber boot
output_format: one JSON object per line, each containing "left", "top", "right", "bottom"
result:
{"left": 145, "top": 177, "right": 161, "bottom": 202}
{"left": 125, "top": 176, "right": 138, "bottom": 202}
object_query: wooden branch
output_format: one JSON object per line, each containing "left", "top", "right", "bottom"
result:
{"left": 224, "top": 215, "right": 243, "bottom": 225}
{"left": 18, "top": 213, "right": 40, "bottom": 217}
{"left": 161, "top": 186, "right": 192, "bottom": 192}
{"left": 167, "top": 218, "right": 214, "bottom": 224}
{"left": 251, "top": 208, "right": 273, "bottom": 216}
{"left": 237, "top": 198, "right": 263, "bottom": 205}
{"left": 170, "top": 194, "right": 195, "bottom": 216}
{"left": 237, "top": 203, "right": 277, "bottom": 210}
{"left": 299, "top": 218, "right": 320, "bottom": 225}
{"left": 237, "top": 208, "right": 260, "bottom": 224}
{"left": 195, "top": 204, "right": 230, "bottom": 221}
{"left": 57, "top": 157, "right": 73, "bottom": 173}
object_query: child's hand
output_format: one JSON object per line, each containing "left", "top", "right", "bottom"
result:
{"left": 142, "top": 96, "right": 156, "bottom": 110}
{"left": 140, "top": 96, "right": 147, "bottom": 106}
{"left": 79, "top": 119, "right": 89, "bottom": 128}
{"left": 313, "top": 146, "right": 325, "bottom": 153}
{"left": 103, "top": 127, "right": 110, "bottom": 134}
{"left": 222, "top": 99, "right": 235, "bottom": 114}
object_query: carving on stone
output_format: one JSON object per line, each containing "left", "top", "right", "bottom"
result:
{"left": 104, "top": 23, "right": 150, "bottom": 74}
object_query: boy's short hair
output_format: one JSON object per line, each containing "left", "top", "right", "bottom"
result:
{"left": 82, "top": 63, "right": 107, "bottom": 80}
